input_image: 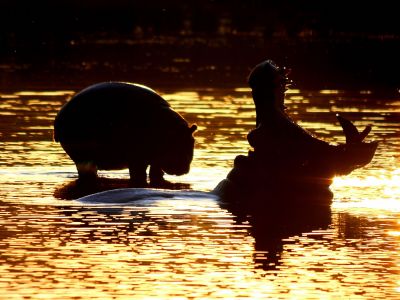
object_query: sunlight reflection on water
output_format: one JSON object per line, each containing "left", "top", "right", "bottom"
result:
{"left": 0, "top": 87, "right": 399, "bottom": 298}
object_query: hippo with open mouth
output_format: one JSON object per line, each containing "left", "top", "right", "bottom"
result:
{"left": 214, "top": 60, "right": 378, "bottom": 203}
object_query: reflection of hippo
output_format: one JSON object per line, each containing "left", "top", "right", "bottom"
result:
{"left": 54, "top": 82, "right": 197, "bottom": 186}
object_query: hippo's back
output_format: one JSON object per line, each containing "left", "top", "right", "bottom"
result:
{"left": 54, "top": 82, "right": 170, "bottom": 143}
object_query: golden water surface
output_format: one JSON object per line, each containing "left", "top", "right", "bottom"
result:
{"left": 0, "top": 87, "right": 399, "bottom": 299}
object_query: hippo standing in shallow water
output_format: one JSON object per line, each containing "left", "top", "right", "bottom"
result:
{"left": 54, "top": 82, "right": 197, "bottom": 186}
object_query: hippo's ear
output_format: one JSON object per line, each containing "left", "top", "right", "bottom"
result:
{"left": 189, "top": 124, "right": 197, "bottom": 134}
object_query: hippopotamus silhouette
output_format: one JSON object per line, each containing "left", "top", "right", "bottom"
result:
{"left": 54, "top": 82, "right": 197, "bottom": 186}
{"left": 214, "top": 60, "right": 378, "bottom": 203}
{"left": 247, "top": 60, "right": 377, "bottom": 175}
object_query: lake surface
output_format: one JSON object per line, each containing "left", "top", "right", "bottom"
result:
{"left": 0, "top": 86, "right": 399, "bottom": 299}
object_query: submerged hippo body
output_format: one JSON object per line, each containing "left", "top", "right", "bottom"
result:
{"left": 54, "top": 82, "right": 197, "bottom": 185}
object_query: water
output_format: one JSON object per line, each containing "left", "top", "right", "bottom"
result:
{"left": 0, "top": 86, "right": 399, "bottom": 299}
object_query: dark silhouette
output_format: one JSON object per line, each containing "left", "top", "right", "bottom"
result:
{"left": 54, "top": 82, "right": 197, "bottom": 186}
{"left": 214, "top": 60, "right": 378, "bottom": 204}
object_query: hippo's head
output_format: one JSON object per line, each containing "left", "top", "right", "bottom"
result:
{"left": 158, "top": 124, "right": 197, "bottom": 176}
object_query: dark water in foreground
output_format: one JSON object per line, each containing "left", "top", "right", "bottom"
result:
{"left": 0, "top": 87, "right": 399, "bottom": 299}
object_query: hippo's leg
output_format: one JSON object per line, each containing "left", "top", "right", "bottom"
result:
{"left": 76, "top": 161, "right": 98, "bottom": 181}
{"left": 149, "top": 165, "right": 165, "bottom": 185}
{"left": 128, "top": 162, "right": 148, "bottom": 187}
